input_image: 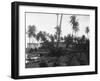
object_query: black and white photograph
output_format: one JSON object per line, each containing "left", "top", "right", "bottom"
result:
{"left": 11, "top": 1, "right": 97, "bottom": 79}
{"left": 25, "top": 13, "right": 90, "bottom": 68}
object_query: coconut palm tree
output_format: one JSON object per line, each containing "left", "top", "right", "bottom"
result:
{"left": 55, "top": 14, "right": 63, "bottom": 48}
{"left": 36, "top": 31, "right": 47, "bottom": 43}
{"left": 60, "top": 36, "right": 64, "bottom": 42}
{"left": 85, "top": 26, "right": 89, "bottom": 38}
{"left": 64, "top": 34, "right": 73, "bottom": 48}
{"left": 27, "top": 25, "right": 36, "bottom": 46}
{"left": 36, "top": 31, "right": 43, "bottom": 42}
{"left": 70, "top": 15, "right": 79, "bottom": 37}
{"left": 49, "top": 34, "right": 55, "bottom": 42}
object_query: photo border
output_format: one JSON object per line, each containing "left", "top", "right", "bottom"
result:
{"left": 11, "top": 1, "right": 98, "bottom": 79}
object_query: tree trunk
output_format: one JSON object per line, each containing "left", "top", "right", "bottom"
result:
{"left": 56, "top": 14, "right": 59, "bottom": 47}
{"left": 29, "top": 37, "right": 31, "bottom": 48}
{"left": 57, "top": 14, "right": 63, "bottom": 48}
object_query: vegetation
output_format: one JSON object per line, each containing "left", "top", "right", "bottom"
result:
{"left": 70, "top": 15, "right": 79, "bottom": 37}
{"left": 85, "top": 26, "right": 90, "bottom": 38}
{"left": 25, "top": 15, "right": 90, "bottom": 68}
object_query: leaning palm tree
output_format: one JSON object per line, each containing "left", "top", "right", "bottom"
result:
{"left": 27, "top": 25, "right": 36, "bottom": 47}
{"left": 70, "top": 15, "right": 79, "bottom": 37}
{"left": 55, "top": 14, "right": 63, "bottom": 48}
{"left": 85, "top": 26, "right": 90, "bottom": 38}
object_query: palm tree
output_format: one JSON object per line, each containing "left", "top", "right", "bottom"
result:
{"left": 27, "top": 25, "right": 36, "bottom": 46}
{"left": 60, "top": 36, "right": 64, "bottom": 42}
{"left": 54, "top": 34, "right": 57, "bottom": 42}
{"left": 55, "top": 14, "right": 63, "bottom": 48}
{"left": 36, "top": 31, "right": 47, "bottom": 43}
{"left": 49, "top": 34, "right": 55, "bottom": 42}
{"left": 85, "top": 26, "right": 89, "bottom": 38}
{"left": 70, "top": 15, "right": 79, "bottom": 37}
{"left": 64, "top": 34, "right": 73, "bottom": 48}
{"left": 36, "top": 31, "right": 43, "bottom": 42}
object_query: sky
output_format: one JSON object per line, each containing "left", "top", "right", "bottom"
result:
{"left": 25, "top": 12, "right": 90, "bottom": 43}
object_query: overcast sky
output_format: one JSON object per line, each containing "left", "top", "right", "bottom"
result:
{"left": 25, "top": 12, "right": 90, "bottom": 43}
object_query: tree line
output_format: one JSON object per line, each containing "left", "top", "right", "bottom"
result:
{"left": 27, "top": 15, "right": 89, "bottom": 49}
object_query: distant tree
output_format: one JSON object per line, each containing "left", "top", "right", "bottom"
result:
{"left": 85, "top": 26, "right": 90, "bottom": 38}
{"left": 60, "top": 36, "right": 64, "bottom": 42}
{"left": 36, "top": 31, "right": 49, "bottom": 49}
{"left": 70, "top": 15, "right": 79, "bottom": 37}
{"left": 36, "top": 31, "right": 46, "bottom": 43}
{"left": 36, "top": 31, "right": 42, "bottom": 41}
{"left": 27, "top": 25, "right": 36, "bottom": 45}
{"left": 54, "top": 34, "right": 57, "bottom": 42}
{"left": 81, "top": 35, "right": 86, "bottom": 44}
{"left": 64, "top": 36, "right": 67, "bottom": 44}
{"left": 49, "top": 34, "right": 55, "bottom": 43}
{"left": 64, "top": 34, "right": 73, "bottom": 48}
